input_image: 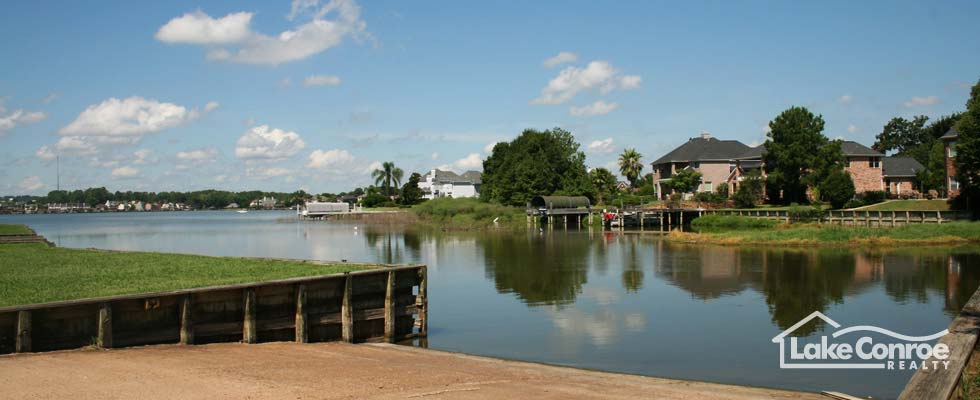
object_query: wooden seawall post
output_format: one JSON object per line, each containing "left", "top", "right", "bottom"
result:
{"left": 295, "top": 284, "right": 307, "bottom": 343}
{"left": 342, "top": 274, "right": 354, "bottom": 343}
{"left": 15, "top": 311, "right": 30, "bottom": 353}
{"left": 180, "top": 295, "right": 193, "bottom": 345}
{"left": 243, "top": 288, "right": 257, "bottom": 344}
{"left": 98, "top": 302, "right": 112, "bottom": 348}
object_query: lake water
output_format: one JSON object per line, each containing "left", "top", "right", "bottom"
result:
{"left": 2, "top": 210, "right": 977, "bottom": 399}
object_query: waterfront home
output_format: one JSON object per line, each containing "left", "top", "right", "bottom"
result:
{"left": 250, "top": 196, "right": 278, "bottom": 209}
{"left": 943, "top": 127, "right": 960, "bottom": 197}
{"left": 418, "top": 169, "right": 481, "bottom": 199}
{"left": 882, "top": 157, "right": 924, "bottom": 196}
{"left": 652, "top": 133, "right": 895, "bottom": 200}
{"left": 651, "top": 132, "right": 753, "bottom": 199}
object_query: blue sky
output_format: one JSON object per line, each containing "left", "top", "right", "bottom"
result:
{"left": 1, "top": 0, "right": 979, "bottom": 195}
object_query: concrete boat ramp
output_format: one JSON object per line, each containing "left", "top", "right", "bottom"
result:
{"left": 0, "top": 342, "right": 825, "bottom": 399}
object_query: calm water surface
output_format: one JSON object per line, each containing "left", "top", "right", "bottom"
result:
{"left": 2, "top": 211, "right": 978, "bottom": 399}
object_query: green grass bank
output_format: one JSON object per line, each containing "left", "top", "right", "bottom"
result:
{"left": 0, "top": 224, "right": 32, "bottom": 235}
{"left": 0, "top": 243, "right": 368, "bottom": 307}
{"left": 674, "top": 217, "right": 980, "bottom": 246}
{"left": 411, "top": 198, "right": 525, "bottom": 230}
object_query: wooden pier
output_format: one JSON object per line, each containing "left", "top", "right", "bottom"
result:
{"left": 704, "top": 209, "right": 972, "bottom": 225}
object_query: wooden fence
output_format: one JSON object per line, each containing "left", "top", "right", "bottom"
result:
{"left": 0, "top": 265, "right": 427, "bottom": 354}
{"left": 705, "top": 209, "right": 971, "bottom": 225}
{"left": 900, "top": 284, "right": 980, "bottom": 399}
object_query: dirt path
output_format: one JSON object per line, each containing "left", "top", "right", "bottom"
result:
{"left": 0, "top": 342, "right": 824, "bottom": 399}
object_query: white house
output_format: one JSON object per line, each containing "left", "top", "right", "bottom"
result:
{"left": 418, "top": 169, "right": 481, "bottom": 199}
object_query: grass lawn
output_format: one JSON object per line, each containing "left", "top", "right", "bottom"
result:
{"left": 411, "top": 198, "right": 525, "bottom": 230}
{"left": 857, "top": 199, "right": 951, "bottom": 211}
{"left": 671, "top": 220, "right": 980, "bottom": 246}
{"left": 0, "top": 224, "right": 32, "bottom": 235}
{"left": 0, "top": 243, "right": 370, "bottom": 307}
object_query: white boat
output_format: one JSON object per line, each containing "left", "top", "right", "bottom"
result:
{"left": 237, "top": 210, "right": 248, "bottom": 214}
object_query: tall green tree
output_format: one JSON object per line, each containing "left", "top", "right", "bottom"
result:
{"left": 589, "top": 167, "right": 617, "bottom": 204}
{"left": 399, "top": 173, "right": 424, "bottom": 205}
{"left": 818, "top": 169, "right": 856, "bottom": 209}
{"left": 873, "top": 116, "right": 929, "bottom": 155}
{"left": 953, "top": 78, "right": 980, "bottom": 213}
{"left": 763, "top": 107, "right": 843, "bottom": 204}
{"left": 372, "top": 161, "right": 404, "bottom": 197}
{"left": 617, "top": 148, "right": 644, "bottom": 188}
{"left": 918, "top": 141, "right": 947, "bottom": 194}
{"left": 481, "top": 128, "right": 594, "bottom": 206}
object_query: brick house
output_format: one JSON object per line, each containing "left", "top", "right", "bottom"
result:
{"left": 650, "top": 132, "right": 752, "bottom": 199}
{"left": 882, "top": 157, "right": 924, "bottom": 196}
{"left": 651, "top": 134, "right": 893, "bottom": 201}
{"left": 840, "top": 141, "right": 884, "bottom": 193}
{"left": 942, "top": 127, "right": 960, "bottom": 197}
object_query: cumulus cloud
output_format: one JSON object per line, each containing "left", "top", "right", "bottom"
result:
{"left": 570, "top": 100, "right": 619, "bottom": 116}
{"left": 543, "top": 51, "right": 578, "bottom": 68}
{"left": 59, "top": 96, "right": 212, "bottom": 137}
{"left": 484, "top": 141, "right": 500, "bottom": 154}
{"left": 155, "top": 11, "right": 253, "bottom": 44}
{"left": 176, "top": 147, "right": 219, "bottom": 162}
{"left": 306, "top": 148, "right": 356, "bottom": 170}
{"left": 587, "top": 138, "right": 615, "bottom": 153}
{"left": 111, "top": 166, "right": 141, "bottom": 179}
{"left": 839, "top": 94, "right": 853, "bottom": 104}
{"left": 17, "top": 176, "right": 44, "bottom": 192}
{"left": 204, "top": 101, "right": 220, "bottom": 112}
{"left": 904, "top": 95, "right": 939, "bottom": 108}
{"left": 847, "top": 124, "right": 858, "bottom": 134}
{"left": 303, "top": 74, "right": 342, "bottom": 86}
{"left": 42, "top": 93, "right": 59, "bottom": 104}
{"left": 532, "top": 61, "right": 641, "bottom": 105}
{"left": 159, "top": 0, "right": 369, "bottom": 65}
{"left": 246, "top": 166, "right": 292, "bottom": 178}
{"left": 235, "top": 125, "right": 306, "bottom": 160}
{"left": 0, "top": 109, "right": 46, "bottom": 136}
{"left": 438, "top": 153, "right": 483, "bottom": 173}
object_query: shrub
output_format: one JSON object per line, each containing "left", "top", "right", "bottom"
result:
{"left": 788, "top": 204, "right": 824, "bottom": 222}
{"left": 859, "top": 190, "right": 886, "bottom": 205}
{"left": 360, "top": 193, "right": 388, "bottom": 208}
{"left": 843, "top": 199, "right": 865, "bottom": 209}
{"left": 733, "top": 170, "right": 764, "bottom": 208}
{"left": 817, "top": 169, "right": 856, "bottom": 209}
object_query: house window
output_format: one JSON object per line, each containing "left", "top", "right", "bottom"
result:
{"left": 702, "top": 182, "right": 712, "bottom": 192}
{"left": 951, "top": 178, "right": 960, "bottom": 191}
{"left": 692, "top": 162, "right": 700, "bottom": 169}
{"left": 949, "top": 141, "right": 957, "bottom": 157}
{"left": 869, "top": 157, "right": 881, "bottom": 168}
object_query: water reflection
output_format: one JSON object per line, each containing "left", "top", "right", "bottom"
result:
{"left": 4, "top": 212, "right": 978, "bottom": 398}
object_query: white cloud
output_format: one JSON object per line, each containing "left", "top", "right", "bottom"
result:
{"left": 176, "top": 147, "right": 218, "bottom": 162}
{"left": 431, "top": 152, "right": 439, "bottom": 160}
{"left": 155, "top": 11, "right": 253, "bottom": 44}
{"left": 587, "top": 138, "right": 615, "bottom": 153}
{"left": 235, "top": 125, "right": 306, "bottom": 160}
{"left": 438, "top": 153, "right": 483, "bottom": 173}
{"left": 111, "top": 166, "right": 141, "bottom": 179}
{"left": 278, "top": 78, "right": 293, "bottom": 87}
{"left": 42, "top": 93, "right": 59, "bottom": 104}
{"left": 839, "top": 94, "right": 853, "bottom": 104}
{"left": 543, "top": 51, "right": 578, "bottom": 68}
{"left": 204, "top": 101, "right": 220, "bottom": 112}
{"left": 847, "top": 124, "right": 858, "bottom": 134}
{"left": 132, "top": 148, "right": 154, "bottom": 164}
{"left": 303, "top": 75, "right": 342, "bottom": 87}
{"left": 484, "top": 141, "right": 500, "bottom": 154}
{"left": 306, "top": 148, "right": 356, "bottom": 170}
{"left": 570, "top": 101, "right": 619, "bottom": 116}
{"left": 17, "top": 176, "right": 44, "bottom": 192}
{"left": 59, "top": 96, "right": 210, "bottom": 137}
{"left": 532, "top": 61, "right": 640, "bottom": 105}
{"left": 247, "top": 166, "right": 292, "bottom": 178}
{"left": 904, "top": 95, "right": 939, "bottom": 108}
{"left": 0, "top": 109, "right": 46, "bottom": 136}
{"left": 161, "top": 0, "right": 369, "bottom": 65}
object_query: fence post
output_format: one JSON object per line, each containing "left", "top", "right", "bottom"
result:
{"left": 418, "top": 266, "right": 428, "bottom": 337}
{"left": 15, "top": 310, "right": 31, "bottom": 353}
{"left": 180, "top": 294, "right": 193, "bottom": 345}
{"left": 295, "top": 284, "right": 307, "bottom": 343}
{"left": 342, "top": 274, "right": 354, "bottom": 343}
{"left": 243, "top": 288, "right": 257, "bottom": 344}
{"left": 384, "top": 271, "right": 396, "bottom": 343}
{"left": 97, "top": 302, "right": 113, "bottom": 348}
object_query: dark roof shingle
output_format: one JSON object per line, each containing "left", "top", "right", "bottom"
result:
{"left": 651, "top": 137, "right": 751, "bottom": 165}
{"left": 841, "top": 141, "right": 883, "bottom": 157}
{"left": 882, "top": 157, "right": 924, "bottom": 177}
{"left": 941, "top": 127, "right": 959, "bottom": 140}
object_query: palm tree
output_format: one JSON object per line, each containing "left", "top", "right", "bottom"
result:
{"left": 618, "top": 148, "right": 643, "bottom": 188}
{"left": 372, "top": 161, "right": 404, "bottom": 197}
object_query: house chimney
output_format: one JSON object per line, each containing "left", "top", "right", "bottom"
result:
{"left": 700, "top": 131, "right": 712, "bottom": 140}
